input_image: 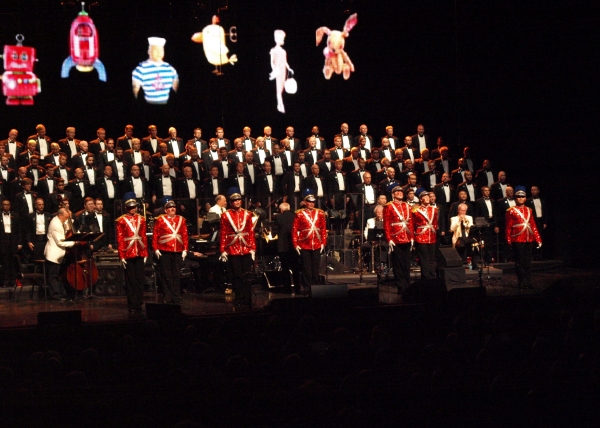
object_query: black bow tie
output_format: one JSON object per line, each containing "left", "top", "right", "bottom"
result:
{"left": 163, "top": 175, "right": 169, "bottom": 178}
{"left": 274, "top": 155, "right": 279, "bottom": 158}
{"left": 266, "top": 173, "right": 271, "bottom": 176}
{"left": 3, "top": 212, "right": 9, "bottom": 216}
{"left": 187, "top": 178, "right": 192, "bottom": 181}
{"left": 1, "top": 167, "right": 5, "bottom": 171}
{"left": 60, "top": 167, "right": 66, "bottom": 169}
{"left": 36, "top": 211, "right": 44, "bottom": 215}
{"left": 294, "top": 173, "right": 299, "bottom": 176}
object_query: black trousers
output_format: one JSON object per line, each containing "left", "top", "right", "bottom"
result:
{"left": 513, "top": 242, "right": 534, "bottom": 289}
{"left": 301, "top": 249, "right": 321, "bottom": 288}
{"left": 228, "top": 254, "right": 253, "bottom": 304}
{"left": 416, "top": 242, "right": 436, "bottom": 280}
{"left": 46, "top": 260, "right": 67, "bottom": 299}
{"left": 158, "top": 251, "right": 183, "bottom": 303}
{"left": 279, "top": 250, "right": 300, "bottom": 288}
{"left": 390, "top": 243, "right": 411, "bottom": 291}
{"left": 124, "top": 256, "right": 145, "bottom": 309}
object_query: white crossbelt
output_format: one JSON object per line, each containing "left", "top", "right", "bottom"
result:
{"left": 123, "top": 216, "right": 145, "bottom": 251}
{"left": 224, "top": 210, "right": 250, "bottom": 247}
{"left": 158, "top": 216, "right": 184, "bottom": 245}
{"left": 390, "top": 202, "right": 410, "bottom": 237}
{"left": 511, "top": 207, "right": 533, "bottom": 239}
{"left": 415, "top": 207, "right": 435, "bottom": 235}
{"left": 299, "top": 210, "right": 321, "bottom": 241}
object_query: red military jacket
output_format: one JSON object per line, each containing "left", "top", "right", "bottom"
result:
{"left": 412, "top": 204, "right": 438, "bottom": 244}
{"left": 383, "top": 201, "right": 413, "bottom": 244}
{"left": 292, "top": 208, "right": 327, "bottom": 251}
{"left": 505, "top": 204, "right": 542, "bottom": 245}
{"left": 116, "top": 213, "right": 148, "bottom": 259}
{"left": 152, "top": 214, "right": 189, "bottom": 253}
{"left": 219, "top": 208, "right": 256, "bottom": 256}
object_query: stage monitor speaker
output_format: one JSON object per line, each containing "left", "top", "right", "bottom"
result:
{"left": 402, "top": 279, "right": 447, "bottom": 305}
{"left": 37, "top": 310, "right": 82, "bottom": 327}
{"left": 311, "top": 283, "right": 348, "bottom": 299}
{"left": 440, "top": 266, "right": 466, "bottom": 287}
{"left": 320, "top": 255, "right": 347, "bottom": 275}
{"left": 146, "top": 303, "right": 181, "bottom": 320}
{"left": 436, "top": 246, "right": 463, "bottom": 268}
{"left": 94, "top": 265, "right": 124, "bottom": 296}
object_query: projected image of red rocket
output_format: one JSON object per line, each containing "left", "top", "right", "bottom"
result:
{"left": 1, "top": 34, "right": 41, "bottom": 105}
{"left": 316, "top": 13, "right": 358, "bottom": 80}
{"left": 191, "top": 15, "right": 237, "bottom": 76}
{"left": 61, "top": 2, "right": 106, "bottom": 82}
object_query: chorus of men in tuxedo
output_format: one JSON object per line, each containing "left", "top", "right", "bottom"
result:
{"left": 0, "top": 123, "right": 548, "bottom": 265}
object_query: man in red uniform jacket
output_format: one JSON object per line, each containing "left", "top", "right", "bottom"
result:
{"left": 219, "top": 192, "right": 256, "bottom": 307}
{"left": 505, "top": 186, "right": 542, "bottom": 289}
{"left": 116, "top": 195, "right": 148, "bottom": 313}
{"left": 412, "top": 190, "right": 439, "bottom": 280}
{"left": 292, "top": 194, "right": 327, "bottom": 291}
{"left": 384, "top": 186, "right": 413, "bottom": 293}
{"left": 153, "top": 199, "right": 189, "bottom": 304}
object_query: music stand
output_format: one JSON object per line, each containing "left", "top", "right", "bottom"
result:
{"left": 63, "top": 232, "right": 104, "bottom": 299}
{"left": 367, "top": 228, "right": 386, "bottom": 284}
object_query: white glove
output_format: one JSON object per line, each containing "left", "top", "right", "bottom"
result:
{"left": 388, "top": 240, "right": 395, "bottom": 254}
{"left": 537, "top": 243, "right": 542, "bottom": 249}
{"left": 182, "top": 250, "right": 187, "bottom": 260}
{"left": 411, "top": 239, "right": 414, "bottom": 251}
{"left": 320, "top": 245, "right": 325, "bottom": 254}
{"left": 219, "top": 252, "right": 228, "bottom": 262}
{"left": 120, "top": 259, "right": 127, "bottom": 269}
{"left": 154, "top": 249, "right": 161, "bottom": 259}
{"left": 250, "top": 250, "right": 255, "bottom": 261}
{"left": 295, "top": 246, "right": 301, "bottom": 255}
{"left": 144, "top": 257, "right": 147, "bottom": 264}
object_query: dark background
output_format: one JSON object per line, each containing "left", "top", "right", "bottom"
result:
{"left": 0, "top": 0, "right": 596, "bottom": 266}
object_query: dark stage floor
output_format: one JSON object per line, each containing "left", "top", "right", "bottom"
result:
{"left": 0, "top": 261, "right": 571, "bottom": 329}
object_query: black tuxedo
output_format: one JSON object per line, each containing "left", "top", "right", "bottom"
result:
{"left": 357, "top": 147, "right": 371, "bottom": 160}
{"left": 89, "top": 139, "right": 107, "bottom": 158}
{"left": 243, "top": 162, "right": 261, "bottom": 186}
{"left": 208, "top": 137, "right": 231, "bottom": 152}
{"left": 201, "top": 149, "right": 221, "bottom": 168}
{"left": 434, "top": 157, "right": 454, "bottom": 175}
{"left": 354, "top": 134, "right": 375, "bottom": 150}
{"left": 490, "top": 181, "right": 510, "bottom": 201}
{"left": 349, "top": 169, "right": 368, "bottom": 188}
{"left": 333, "top": 133, "right": 354, "bottom": 150}
{"left": 475, "top": 197, "right": 497, "bottom": 223}
{"left": 181, "top": 159, "right": 207, "bottom": 181}
{"left": 365, "top": 158, "right": 383, "bottom": 176}
{"left": 176, "top": 177, "right": 201, "bottom": 199}
{"left": 378, "top": 178, "right": 400, "bottom": 200}
{"left": 36, "top": 176, "right": 57, "bottom": 200}
{"left": 282, "top": 171, "right": 304, "bottom": 201}
{"left": 96, "top": 177, "right": 119, "bottom": 209}
{"left": 123, "top": 149, "right": 146, "bottom": 170}
{"left": 25, "top": 166, "right": 46, "bottom": 188}
{"left": 141, "top": 136, "right": 161, "bottom": 155}
{"left": 256, "top": 172, "right": 280, "bottom": 206}
{"left": 411, "top": 133, "right": 431, "bottom": 156}
{"left": 8, "top": 178, "right": 26, "bottom": 200}
{"left": 67, "top": 179, "right": 91, "bottom": 212}
{"left": 0, "top": 211, "right": 22, "bottom": 284}
{"left": 496, "top": 198, "right": 515, "bottom": 230}
{"left": 316, "top": 159, "right": 334, "bottom": 175}
{"left": 1, "top": 140, "right": 23, "bottom": 159}
{"left": 177, "top": 177, "right": 201, "bottom": 225}
{"left": 457, "top": 181, "right": 478, "bottom": 202}
{"left": 70, "top": 151, "right": 94, "bottom": 169}
{"left": 58, "top": 138, "right": 81, "bottom": 160}
{"left": 433, "top": 183, "right": 456, "bottom": 208}
{"left": 0, "top": 167, "right": 16, "bottom": 196}
{"left": 354, "top": 183, "right": 379, "bottom": 208}
{"left": 327, "top": 170, "right": 349, "bottom": 197}
{"left": 84, "top": 211, "right": 114, "bottom": 249}
{"left": 151, "top": 152, "right": 169, "bottom": 169}
{"left": 262, "top": 137, "right": 278, "bottom": 153}
{"left": 265, "top": 154, "right": 289, "bottom": 176}
{"left": 304, "top": 135, "right": 326, "bottom": 151}
{"left": 451, "top": 168, "right": 469, "bottom": 187}
{"left": 43, "top": 153, "right": 62, "bottom": 168}
{"left": 421, "top": 170, "right": 441, "bottom": 192}
{"left": 13, "top": 191, "right": 38, "bottom": 221}
{"left": 330, "top": 147, "right": 350, "bottom": 161}
{"left": 139, "top": 163, "right": 157, "bottom": 183}
{"left": 214, "top": 158, "right": 234, "bottom": 180}
{"left": 152, "top": 174, "right": 177, "bottom": 200}
{"left": 381, "top": 135, "right": 401, "bottom": 151}
{"left": 186, "top": 138, "right": 208, "bottom": 154}
{"left": 98, "top": 150, "right": 117, "bottom": 171}
{"left": 26, "top": 211, "right": 51, "bottom": 260}
{"left": 342, "top": 156, "right": 360, "bottom": 174}
{"left": 281, "top": 137, "right": 301, "bottom": 152}
{"left": 401, "top": 147, "right": 419, "bottom": 162}
{"left": 475, "top": 168, "right": 496, "bottom": 193}
{"left": 398, "top": 169, "right": 417, "bottom": 186}
{"left": 165, "top": 137, "right": 184, "bottom": 157}
{"left": 18, "top": 150, "right": 39, "bottom": 167}
{"left": 228, "top": 173, "right": 253, "bottom": 200}
{"left": 526, "top": 197, "right": 547, "bottom": 228}
{"left": 228, "top": 149, "right": 247, "bottom": 165}
{"left": 54, "top": 165, "right": 74, "bottom": 183}
{"left": 108, "top": 158, "right": 129, "bottom": 183}
{"left": 26, "top": 135, "right": 52, "bottom": 157}
{"left": 116, "top": 135, "right": 133, "bottom": 152}
{"left": 303, "top": 149, "right": 322, "bottom": 167}
{"left": 202, "top": 176, "right": 225, "bottom": 198}
{"left": 122, "top": 176, "right": 150, "bottom": 202}
{"left": 304, "top": 174, "right": 327, "bottom": 199}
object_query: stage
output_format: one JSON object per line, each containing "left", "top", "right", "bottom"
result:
{"left": 0, "top": 260, "right": 566, "bottom": 329}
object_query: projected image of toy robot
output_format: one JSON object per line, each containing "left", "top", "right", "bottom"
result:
{"left": 1, "top": 34, "right": 40, "bottom": 105}
{"left": 61, "top": 2, "right": 107, "bottom": 82}
{"left": 316, "top": 13, "right": 358, "bottom": 80}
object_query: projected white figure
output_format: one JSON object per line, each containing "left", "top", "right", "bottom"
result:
{"left": 191, "top": 15, "right": 238, "bottom": 76}
{"left": 269, "top": 30, "right": 294, "bottom": 114}
{"left": 132, "top": 37, "right": 179, "bottom": 105}
{"left": 316, "top": 13, "right": 358, "bottom": 80}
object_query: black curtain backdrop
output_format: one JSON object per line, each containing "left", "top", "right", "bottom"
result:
{"left": 0, "top": 0, "right": 596, "bottom": 266}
